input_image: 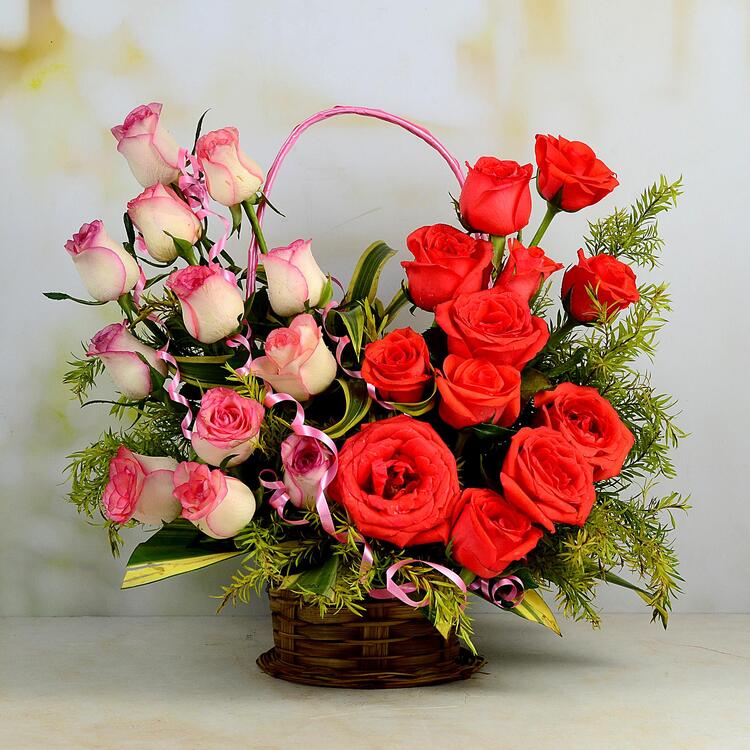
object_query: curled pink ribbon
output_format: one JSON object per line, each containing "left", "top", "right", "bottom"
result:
{"left": 259, "top": 468, "right": 308, "bottom": 526}
{"left": 369, "top": 558, "right": 467, "bottom": 608}
{"left": 156, "top": 342, "right": 193, "bottom": 440}
{"left": 469, "top": 575, "right": 526, "bottom": 608}
{"left": 225, "top": 321, "right": 253, "bottom": 375}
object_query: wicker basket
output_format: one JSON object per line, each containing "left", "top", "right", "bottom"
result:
{"left": 256, "top": 588, "right": 486, "bottom": 688}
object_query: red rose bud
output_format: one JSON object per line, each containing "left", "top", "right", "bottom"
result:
{"left": 362, "top": 327, "right": 432, "bottom": 403}
{"left": 495, "top": 238, "right": 563, "bottom": 303}
{"left": 534, "top": 382, "right": 634, "bottom": 482}
{"left": 562, "top": 249, "right": 640, "bottom": 322}
{"left": 450, "top": 488, "right": 543, "bottom": 579}
{"left": 500, "top": 426, "right": 595, "bottom": 532}
{"left": 458, "top": 157, "right": 533, "bottom": 236}
{"left": 436, "top": 355, "right": 520, "bottom": 430}
{"left": 328, "top": 415, "right": 461, "bottom": 548}
{"left": 401, "top": 224, "right": 493, "bottom": 311}
{"left": 535, "top": 134, "right": 618, "bottom": 212}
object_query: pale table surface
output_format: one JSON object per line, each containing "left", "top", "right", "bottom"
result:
{"left": 1, "top": 614, "right": 748, "bottom": 749}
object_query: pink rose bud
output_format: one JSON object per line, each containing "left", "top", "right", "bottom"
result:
{"left": 195, "top": 127, "right": 264, "bottom": 207}
{"left": 191, "top": 387, "right": 264, "bottom": 467}
{"left": 173, "top": 462, "right": 256, "bottom": 539}
{"left": 127, "top": 184, "right": 202, "bottom": 263}
{"left": 102, "top": 445, "right": 180, "bottom": 525}
{"left": 65, "top": 220, "right": 141, "bottom": 301}
{"left": 250, "top": 313, "right": 337, "bottom": 401}
{"left": 87, "top": 322, "right": 167, "bottom": 399}
{"left": 111, "top": 102, "right": 181, "bottom": 188}
{"left": 280, "top": 434, "right": 334, "bottom": 510}
{"left": 166, "top": 265, "right": 244, "bottom": 344}
{"left": 262, "top": 239, "right": 328, "bottom": 316}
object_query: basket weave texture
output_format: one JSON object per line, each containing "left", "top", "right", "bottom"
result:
{"left": 256, "top": 588, "right": 486, "bottom": 689}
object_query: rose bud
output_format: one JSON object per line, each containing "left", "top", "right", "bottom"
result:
{"left": 111, "top": 102, "right": 181, "bottom": 188}
{"left": 191, "top": 387, "right": 264, "bottom": 467}
{"left": 173, "top": 462, "right": 256, "bottom": 539}
{"left": 362, "top": 328, "right": 432, "bottom": 403}
{"left": 436, "top": 355, "right": 520, "bottom": 429}
{"left": 458, "top": 157, "right": 533, "bottom": 236}
{"left": 450, "top": 488, "right": 543, "bottom": 579}
{"left": 102, "top": 445, "right": 180, "bottom": 526}
{"left": 495, "top": 238, "right": 563, "bottom": 303}
{"left": 250, "top": 313, "right": 337, "bottom": 401}
{"left": 127, "top": 184, "right": 202, "bottom": 263}
{"left": 534, "top": 382, "right": 634, "bottom": 481}
{"left": 262, "top": 239, "right": 328, "bottom": 317}
{"left": 65, "top": 220, "right": 140, "bottom": 302}
{"left": 561, "top": 249, "right": 640, "bottom": 322}
{"left": 500, "top": 426, "right": 595, "bottom": 532}
{"left": 280, "top": 434, "right": 335, "bottom": 510}
{"left": 195, "top": 127, "right": 264, "bottom": 207}
{"left": 165, "top": 265, "right": 244, "bottom": 344}
{"left": 87, "top": 322, "right": 167, "bottom": 400}
{"left": 401, "top": 224, "right": 493, "bottom": 311}
{"left": 535, "top": 134, "right": 618, "bottom": 212}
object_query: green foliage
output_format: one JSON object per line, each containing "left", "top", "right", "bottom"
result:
{"left": 63, "top": 350, "right": 104, "bottom": 402}
{"left": 344, "top": 241, "right": 396, "bottom": 303}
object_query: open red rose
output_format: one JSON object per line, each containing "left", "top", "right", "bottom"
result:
{"left": 437, "top": 355, "right": 521, "bottom": 429}
{"left": 435, "top": 289, "right": 549, "bottom": 369}
{"left": 450, "top": 488, "right": 543, "bottom": 579}
{"left": 534, "top": 382, "right": 634, "bottom": 481}
{"left": 495, "top": 238, "right": 563, "bottom": 303}
{"left": 535, "top": 134, "right": 618, "bottom": 212}
{"left": 401, "top": 224, "right": 493, "bottom": 311}
{"left": 328, "top": 415, "right": 461, "bottom": 547}
{"left": 362, "top": 327, "right": 431, "bottom": 403}
{"left": 501, "top": 426, "right": 595, "bottom": 532}
{"left": 459, "top": 157, "right": 533, "bottom": 236}
{"left": 562, "top": 248, "right": 640, "bottom": 322}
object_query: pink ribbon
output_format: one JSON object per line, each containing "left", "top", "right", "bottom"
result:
{"left": 469, "top": 575, "right": 525, "bottom": 608}
{"left": 369, "top": 558, "right": 467, "bottom": 608}
{"left": 156, "top": 342, "right": 193, "bottom": 440}
{"left": 132, "top": 267, "right": 147, "bottom": 307}
{"left": 259, "top": 468, "right": 308, "bottom": 526}
{"left": 225, "top": 322, "right": 253, "bottom": 375}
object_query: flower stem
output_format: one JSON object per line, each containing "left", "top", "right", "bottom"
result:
{"left": 545, "top": 315, "right": 578, "bottom": 351}
{"left": 117, "top": 293, "right": 136, "bottom": 323}
{"left": 242, "top": 198, "right": 268, "bottom": 255}
{"left": 490, "top": 235, "right": 506, "bottom": 278}
{"left": 529, "top": 203, "right": 559, "bottom": 247}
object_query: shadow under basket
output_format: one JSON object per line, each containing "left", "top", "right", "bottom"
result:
{"left": 257, "top": 588, "right": 486, "bottom": 689}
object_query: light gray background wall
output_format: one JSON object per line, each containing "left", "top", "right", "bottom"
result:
{"left": 1, "top": 0, "right": 747, "bottom": 617}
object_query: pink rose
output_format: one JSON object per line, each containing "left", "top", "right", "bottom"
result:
{"left": 191, "top": 387, "right": 264, "bottom": 467}
{"left": 127, "top": 184, "right": 202, "bottom": 263}
{"left": 173, "top": 462, "right": 256, "bottom": 539}
{"left": 495, "top": 238, "right": 563, "bottom": 303}
{"left": 65, "top": 220, "right": 140, "bottom": 301}
{"left": 195, "top": 127, "right": 264, "bottom": 207}
{"left": 280, "top": 435, "right": 335, "bottom": 510}
{"left": 102, "top": 445, "right": 180, "bottom": 525}
{"left": 166, "top": 265, "right": 244, "bottom": 344}
{"left": 111, "top": 102, "right": 181, "bottom": 188}
{"left": 250, "top": 313, "right": 337, "bottom": 401}
{"left": 262, "top": 239, "right": 328, "bottom": 316}
{"left": 87, "top": 322, "right": 166, "bottom": 399}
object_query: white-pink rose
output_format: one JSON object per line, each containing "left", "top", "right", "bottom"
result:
{"left": 250, "top": 313, "right": 337, "bottom": 401}
{"left": 65, "top": 220, "right": 140, "bottom": 301}
{"left": 263, "top": 239, "right": 328, "bottom": 316}
{"left": 111, "top": 102, "right": 181, "bottom": 188}
{"left": 102, "top": 445, "right": 180, "bottom": 525}
{"left": 173, "top": 462, "right": 255, "bottom": 539}
{"left": 191, "top": 387, "right": 264, "bottom": 467}
{"left": 280, "top": 435, "right": 335, "bottom": 510}
{"left": 195, "top": 127, "right": 264, "bottom": 207}
{"left": 127, "top": 184, "right": 202, "bottom": 263}
{"left": 165, "top": 265, "right": 244, "bottom": 344}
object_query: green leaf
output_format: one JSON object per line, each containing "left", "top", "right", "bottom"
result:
{"left": 317, "top": 276, "right": 334, "bottom": 309}
{"left": 508, "top": 588, "right": 562, "bottom": 636}
{"left": 388, "top": 380, "right": 437, "bottom": 417}
{"left": 471, "top": 422, "right": 515, "bottom": 440}
{"left": 43, "top": 292, "right": 108, "bottom": 306}
{"left": 596, "top": 568, "right": 669, "bottom": 625}
{"left": 521, "top": 368, "right": 551, "bottom": 401}
{"left": 330, "top": 304, "right": 366, "bottom": 356}
{"left": 324, "top": 378, "right": 372, "bottom": 439}
{"left": 278, "top": 556, "right": 339, "bottom": 599}
{"left": 174, "top": 355, "right": 234, "bottom": 388}
{"left": 191, "top": 108, "right": 210, "bottom": 154}
{"left": 345, "top": 241, "right": 395, "bottom": 303}
{"left": 122, "top": 520, "right": 242, "bottom": 589}
{"left": 229, "top": 203, "right": 243, "bottom": 235}
{"left": 380, "top": 285, "right": 411, "bottom": 331}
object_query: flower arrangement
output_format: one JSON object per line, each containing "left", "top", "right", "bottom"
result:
{"left": 54, "top": 104, "right": 687, "bottom": 668}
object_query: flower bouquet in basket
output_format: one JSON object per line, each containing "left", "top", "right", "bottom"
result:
{"left": 53, "top": 103, "right": 687, "bottom": 688}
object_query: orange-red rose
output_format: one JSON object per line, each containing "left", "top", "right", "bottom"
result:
{"left": 458, "top": 157, "right": 533, "bottom": 236}
{"left": 435, "top": 289, "right": 549, "bottom": 369}
{"left": 450, "top": 488, "right": 543, "bottom": 579}
{"left": 500, "top": 426, "right": 595, "bottom": 532}
{"left": 535, "top": 134, "right": 618, "bottom": 212}
{"left": 437, "top": 355, "right": 521, "bottom": 429}
{"left": 534, "top": 382, "right": 634, "bottom": 481}
{"left": 401, "top": 224, "right": 493, "bottom": 311}
{"left": 562, "top": 248, "right": 640, "bottom": 322}
{"left": 361, "top": 327, "right": 431, "bottom": 403}
{"left": 495, "top": 238, "right": 563, "bottom": 303}
{"left": 328, "top": 415, "right": 461, "bottom": 547}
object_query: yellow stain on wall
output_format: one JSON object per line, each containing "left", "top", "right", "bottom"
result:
{"left": 522, "top": 0, "right": 568, "bottom": 62}
{"left": 28, "top": 60, "right": 66, "bottom": 89}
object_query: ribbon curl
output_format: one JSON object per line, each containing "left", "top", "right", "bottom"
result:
{"left": 369, "top": 558, "right": 467, "bottom": 608}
